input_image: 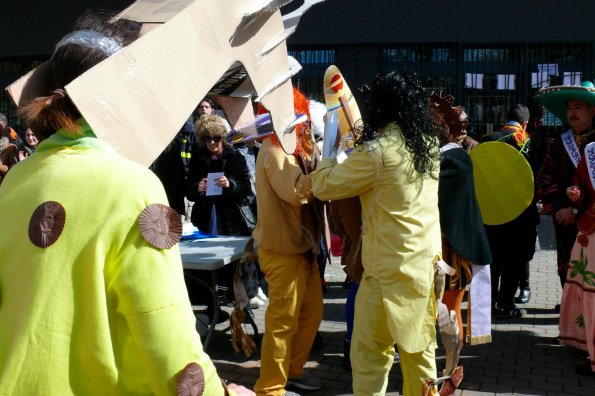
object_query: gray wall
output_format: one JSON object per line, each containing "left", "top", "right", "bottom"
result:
{"left": 2, "top": 0, "right": 132, "bottom": 57}
{"left": 287, "top": 0, "right": 595, "bottom": 45}
{"left": 3, "top": 0, "right": 595, "bottom": 57}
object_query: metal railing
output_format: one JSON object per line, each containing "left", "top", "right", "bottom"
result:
{"left": 289, "top": 42, "right": 594, "bottom": 137}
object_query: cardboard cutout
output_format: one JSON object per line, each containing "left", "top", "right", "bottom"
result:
{"left": 6, "top": 0, "right": 324, "bottom": 166}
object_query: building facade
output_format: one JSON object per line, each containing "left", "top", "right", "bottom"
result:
{"left": 2, "top": 0, "right": 595, "bottom": 137}
{"left": 286, "top": 0, "right": 595, "bottom": 136}
{"left": 288, "top": 42, "right": 593, "bottom": 136}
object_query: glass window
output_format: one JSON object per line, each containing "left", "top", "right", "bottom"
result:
{"left": 464, "top": 48, "right": 511, "bottom": 62}
{"left": 467, "top": 95, "right": 510, "bottom": 136}
{"left": 288, "top": 49, "right": 335, "bottom": 65}
{"left": 432, "top": 48, "right": 452, "bottom": 62}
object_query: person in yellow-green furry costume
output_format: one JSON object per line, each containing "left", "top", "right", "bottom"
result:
{"left": 0, "top": 12, "right": 251, "bottom": 396}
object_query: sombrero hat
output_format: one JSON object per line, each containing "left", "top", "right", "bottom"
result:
{"left": 539, "top": 81, "right": 595, "bottom": 121}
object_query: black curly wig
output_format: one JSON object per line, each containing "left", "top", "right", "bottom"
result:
{"left": 367, "top": 69, "right": 440, "bottom": 175}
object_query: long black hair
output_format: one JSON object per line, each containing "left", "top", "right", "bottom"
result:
{"left": 367, "top": 69, "right": 440, "bottom": 175}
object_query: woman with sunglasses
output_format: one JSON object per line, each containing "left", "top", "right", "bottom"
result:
{"left": 185, "top": 115, "right": 263, "bottom": 314}
{"left": 186, "top": 115, "right": 255, "bottom": 236}
{"left": 186, "top": 114, "right": 255, "bottom": 235}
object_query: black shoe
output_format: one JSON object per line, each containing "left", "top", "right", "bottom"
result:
{"left": 343, "top": 275, "right": 353, "bottom": 289}
{"left": 342, "top": 338, "right": 351, "bottom": 371}
{"left": 575, "top": 363, "right": 595, "bottom": 377}
{"left": 311, "top": 331, "right": 324, "bottom": 351}
{"left": 494, "top": 305, "right": 526, "bottom": 319}
{"left": 515, "top": 288, "right": 531, "bottom": 304}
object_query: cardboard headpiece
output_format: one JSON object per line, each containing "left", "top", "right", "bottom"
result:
{"left": 6, "top": 0, "right": 325, "bottom": 166}
{"left": 227, "top": 113, "right": 275, "bottom": 144}
{"left": 539, "top": 81, "right": 595, "bottom": 122}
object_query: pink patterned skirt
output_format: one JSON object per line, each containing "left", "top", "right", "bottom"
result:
{"left": 559, "top": 232, "right": 595, "bottom": 372}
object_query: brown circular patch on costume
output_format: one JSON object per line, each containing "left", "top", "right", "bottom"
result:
{"left": 28, "top": 201, "right": 66, "bottom": 248}
{"left": 177, "top": 362, "right": 205, "bottom": 396}
{"left": 138, "top": 203, "right": 182, "bottom": 249}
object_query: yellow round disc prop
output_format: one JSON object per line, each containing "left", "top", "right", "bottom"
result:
{"left": 469, "top": 141, "right": 534, "bottom": 225}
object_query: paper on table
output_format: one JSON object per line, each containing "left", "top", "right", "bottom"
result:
{"left": 206, "top": 172, "right": 225, "bottom": 196}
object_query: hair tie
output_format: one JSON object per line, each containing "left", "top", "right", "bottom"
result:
{"left": 43, "top": 89, "right": 67, "bottom": 106}
{"left": 51, "top": 89, "right": 66, "bottom": 98}
{"left": 55, "top": 30, "right": 123, "bottom": 57}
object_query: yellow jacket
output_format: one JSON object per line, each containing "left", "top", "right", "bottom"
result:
{"left": 252, "top": 138, "right": 316, "bottom": 255}
{"left": 0, "top": 128, "right": 225, "bottom": 395}
{"left": 312, "top": 123, "right": 441, "bottom": 353}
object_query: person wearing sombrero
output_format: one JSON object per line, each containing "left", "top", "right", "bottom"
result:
{"left": 539, "top": 81, "right": 595, "bottom": 377}
{"left": 536, "top": 82, "right": 595, "bottom": 294}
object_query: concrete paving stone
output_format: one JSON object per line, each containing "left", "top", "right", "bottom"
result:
{"left": 578, "top": 376, "right": 595, "bottom": 386}
{"left": 520, "top": 357, "right": 548, "bottom": 367}
{"left": 548, "top": 373, "right": 588, "bottom": 386}
{"left": 510, "top": 388, "right": 545, "bottom": 396}
{"left": 528, "top": 380, "right": 565, "bottom": 392}
{"left": 564, "top": 383, "right": 595, "bottom": 394}
{"left": 463, "top": 366, "right": 489, "bottom": 376}
{"left": 472, "top": 374, "right": 499, "bottom": 385}
{"left": 479, "top": 383, "right": 513, "bottom": 393}
{"left": 461, "top": 381, "right": 482, "bottom": 391}
{"left": 491, "top": 357, "right": 517, "bottom": 367}
{"left": 515, "top": 372, "right": 545, "bottom": 382}
{"left": 502, "top": 378, "right": 531, "bottom": 388}
{"left": 509, "top": 364, "right": 532, "bottom": 374}
{"left": 473, "top": 360, "right": 504, "bottom": 371}
{"left": 545, "top": 361, "right": 576, "bottom": 371}
{"left": 329, "top": 364, "right": 350, "bottom": 373}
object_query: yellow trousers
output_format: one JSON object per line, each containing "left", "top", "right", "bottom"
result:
{"left": 254, "top": 248, "right": 324, "bottom": 396}
{"left": 352, "top": 276, "right": 437, "bottom": 396}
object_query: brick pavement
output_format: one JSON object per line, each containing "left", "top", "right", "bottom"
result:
{"left": 204, "top": 216, "right": 595, "bottom": 395}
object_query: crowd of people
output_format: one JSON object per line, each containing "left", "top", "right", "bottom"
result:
{"left": 0, "top": 114, "right": 38, "bottom": 184}
{"left": 1, "top": 9, "right": 595, "bottom": 396}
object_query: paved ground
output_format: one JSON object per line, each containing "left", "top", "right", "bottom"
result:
{"left": 204, "top": 216, "right": 595, "bottom": 395}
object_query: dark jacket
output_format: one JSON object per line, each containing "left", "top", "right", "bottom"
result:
{"left": 186, "top": 145, "right": 255, "bottom": 236}
{"left": 149, "top": 135, "right": 186, "bottom": 215}
{"left": 438, "top": 146, "right": 492, "bottom": 265}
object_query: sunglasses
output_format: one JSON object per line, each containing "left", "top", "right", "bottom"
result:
{"left": 203, "top": 135, "right": 222, "bottom": 143}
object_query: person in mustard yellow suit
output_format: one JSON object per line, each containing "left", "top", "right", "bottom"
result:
{"left": 252, "top": 88, "right": 324, "bottom": 396}
{"left": 0, "top": 13, "right": 251, "bottom": 396}
{"left": 312, "top": 70, "right": 442, "bottom": 396}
